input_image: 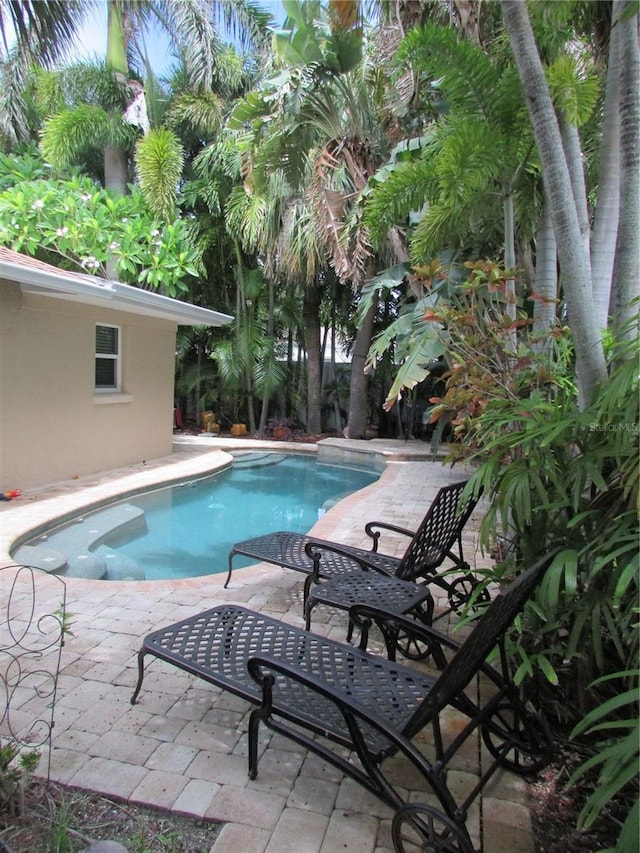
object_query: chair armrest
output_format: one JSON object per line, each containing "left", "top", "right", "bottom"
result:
{"left": 364, "top": 521, "right": 416, "bottom": 551}
{"left": 247, "top": 652, "right": 432, "bottom": 748}
{"left": 350, "top": 605, "right": 457, "bottom": 668}
{"left": 350, "top": 604, "right": 509, "bottom": 692}
{"left": 303, "top": 541, "right": 395, "bottom": 579}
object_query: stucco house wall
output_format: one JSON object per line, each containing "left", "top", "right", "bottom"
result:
{"left": 0, "top": 249, "right": 231, "bottom": 492}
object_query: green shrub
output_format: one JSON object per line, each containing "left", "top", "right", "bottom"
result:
{"left": 450, "top": 316, "right": 639, "bottom": 845}
{"left": 0, "top": 739, "right": 40, "bottom": 817}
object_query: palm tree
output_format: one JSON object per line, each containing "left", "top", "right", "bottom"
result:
{"left": 226, "top": 0, "right": 407, "bottom": 437}
{"left": 0, "top": 0, "right": 92, "bottom": 147}
{"left": 40, "top": 1, "right": 272, "bottom": 206}
{"left": 0, "top": 1, "right": 90, "bottom": 65}
{"left": 501, "top": 0, "right": 614, "bottom": 405}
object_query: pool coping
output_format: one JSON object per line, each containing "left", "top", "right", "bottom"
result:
{"left": 0, "top": 436, "right": 439, "bottom": 571}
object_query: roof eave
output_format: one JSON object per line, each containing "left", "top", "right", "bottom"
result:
{"left": 0, "top": 258, "right": 233, "bottom": 327}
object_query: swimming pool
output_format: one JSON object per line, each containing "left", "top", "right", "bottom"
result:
{"left": 13, "top": 452, "right": 379, "bottom": 581}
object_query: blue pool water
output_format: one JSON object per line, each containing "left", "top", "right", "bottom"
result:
{"left": 17, "top": 452, "right": 379, "bottom": 581}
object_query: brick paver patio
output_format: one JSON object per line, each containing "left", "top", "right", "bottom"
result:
{"left": 0, "top": 438, "right": 535, "bottom": 852}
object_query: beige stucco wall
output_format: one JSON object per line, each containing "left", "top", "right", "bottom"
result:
{"left": 0, "top": 279, "right": 178, "bottom": 491}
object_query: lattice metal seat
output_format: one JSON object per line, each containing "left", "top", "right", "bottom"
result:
{"left": 131, "top": 552, "right": 558, "bottom": 853}
{"left": 228, "top": 480, "right": 485, "bottom": 635}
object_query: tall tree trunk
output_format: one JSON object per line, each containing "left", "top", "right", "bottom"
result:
{"left": 104, "top": 2, "right": 130, "bottom": 279}
{"left": 104, "top": 145, "right": 129, "bottom": 197}
{"left": 258, "top": 276, "right": 277, "bottom": 433}
{"left": 501, "top": 0, "right": 607, "bottom": 406}
{"left": 532, "top": 192, "right": 558, "bottom": 338}
{"left": 503, "top": 192, "right": 517, "bottom": 352}
{"left": 105, "top": 3, "right": 130, "bottom": 196}
{"left": 303, "top": 284, "right": 322, "bottom": 435}
{"left": 591, "top": 0, "right": 623, "bottom": 329}
{"left": 345, "top": 295, "right": 377, "bottom": 438}
{"left": 609, "top": 1, "right": 640, "bottom": 337}
{"left": 558, "top": 114, "right": 590, "bottom": 258}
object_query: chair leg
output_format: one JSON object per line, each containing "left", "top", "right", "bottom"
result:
{"left": 346, "top": 618, "right": 355, "bottom": 643}
{"left": 224, "top": 552, "right": 235, "bottom": 588}
{"left": 130, "top": 649, "right": 147, "bottom": 705}
{"left": 304, "top": 598, "right": 317, "bottom": 631}
{"left": 247, "top": 708, "right": 262, "bottom": 780}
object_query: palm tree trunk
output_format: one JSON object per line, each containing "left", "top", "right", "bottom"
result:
{"left": 258, "top": 277, "right": 276, "bottom": 433}
{"left": 104, "top": 4, "right": 130, "bottom": 198}
{"left": 304, "top": 284, "right": 322, "bottom": 435}
{"left": 104, "top": 145, "right": 129, "bottom": 197}
{"left": 532, "top": 192, "right": 558, "bottom": 338}
{"left": 609, "top": 2, "right": 640, "bottom": 337}
{"left": 503, "top": 192, "right": 517, "bottom": 352}
{"left": 558, "top": 114, "right": 590, "bottom": 258}
{"left": 501, "top": 0, "right": 607, "bottom": 406}
{"left": 591, "top": 0, "right": 623, "bottom": 330}
{"left": 345, "top": 295, "right": 377, "bottom": 438}
{"left": 103, "top": 2, "right": 130, "bottom": 281}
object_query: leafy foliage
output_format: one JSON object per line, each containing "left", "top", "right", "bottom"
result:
{"left": 0, "top": 151, "right": 200, "bottom": 295}
{"left": 40, "top": 104, "right": 138, "bottom": 170}
{"left": 569, "top": 669, "right": 639, "bottom": 849}
{"left": 134, "top": 128, "right": 184, "bottom": 221}
{"left": 0, "top": 739, "right": 40, "bottom": 817}
{"left": 440, "top": 311, "right": 639, "bottom": 848}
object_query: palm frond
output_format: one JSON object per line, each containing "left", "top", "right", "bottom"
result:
{"left": 134, "top": 127, "right": 183, "bottom": 221}
{"left": 165, "top": 91, "right": 224, "bottom": 139}
{"left": 225, "top": 183, "right": 268, "bottom": 251}
{"left": 364, "top": 155, "right": 438, "bottom": 246}
{"left": 153, "top": 0, "right": 221, "bottom": 91}
{"left": 0, "top": 0, "right": 93, "bottom": 67}
{"left": 211, "top": 0, "right": 273, "bottom": 51}
{"left": 40, "top": 105, "right": 135, "bottom": 168}
{"left": 277, "top": 195, "right": 327, "bottom": 285}
{"left": 0, "top": 49, "right": 28, "bottom": 146}
{"left": 399, "top": 23, "right": 502, "bottom": 118}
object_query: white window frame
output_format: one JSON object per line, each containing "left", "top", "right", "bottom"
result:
{"left": 95, "top": 323, "right": 121, "bottom": 393}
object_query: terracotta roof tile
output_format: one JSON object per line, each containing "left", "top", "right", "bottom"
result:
{"left": 0, "top": 245, "right": 95, "bottom": 282}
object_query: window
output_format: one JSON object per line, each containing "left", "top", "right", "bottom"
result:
{"left": 95, "top": 324, "right": 120, "bottom": 391}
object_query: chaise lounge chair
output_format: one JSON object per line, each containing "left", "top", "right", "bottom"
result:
{"left": 131, "top": 551, "right": 558, "bottom": 853}
{"left": 226, "top": 479, "right": 484, "bottom": 636}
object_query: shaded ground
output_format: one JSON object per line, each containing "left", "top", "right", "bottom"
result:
{"left": 0, "top": 780, "right": 221, "bottom": 853}
{"left": 529, "top": 745, "right": 627, "bottom": 853}
{"left": 0, "top": 758, "right": 629, "bottom": 853}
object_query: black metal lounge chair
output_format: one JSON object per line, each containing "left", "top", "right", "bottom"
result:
{"left": 131, "top": 552, "right": 557, "bottom": 853}
{"left": 226, "top": 480, "right": 483, "bottom": 633}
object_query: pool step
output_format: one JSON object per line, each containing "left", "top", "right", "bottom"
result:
{"left": 229, "top": 452, "right": 287, "bottom": 468}
{"left": 13, "top": 504, "right": 147, "bottom": 580}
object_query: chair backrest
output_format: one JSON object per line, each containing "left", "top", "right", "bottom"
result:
{"left": 396, "top": 480, "right": 478, "bottom": 581}
{"left": 404, "top": 550, "right": 558, "bottom": 738}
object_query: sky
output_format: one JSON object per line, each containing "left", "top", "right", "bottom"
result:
{"left": 73, "top": 1, "right": 287, "bottom": 76}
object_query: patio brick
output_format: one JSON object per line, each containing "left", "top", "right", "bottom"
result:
{"left": 206, "top": 785, "right": 287, "bottom": 830}
{"left": 171, "top": 778, "right": 220, "bottom": 818}
{"left": 482, "top": 797, "right": 535, "bottom": 853}
{"left": 129, "top": 769, "right": 189, "bottom": 810}
{"left": 287, "top": 775, "right": 339, "bottom": 816}
{"left": 264, "top": 807, "right": 329, "bottom": 853}
{"left": 88, "top": 729, "right": 159, "bottom": 764}
{"left": 68, "top": 757, "right": 147, "bottom": 799}
{"left": 319, "top": 809, "right": 380, "bottom": 853}
{"left": 146, "top": 741, "right": 199, "bottom": 774}
{"left": 184, "top": 750, "right": 249, "bottom": 786}
{"left": 175, "top": 719, "right": 242, "bottom": 753}
{"left": 49, "top": 747, "right": 91, "bottom": 784}
{"left": 210, "top": 822, "right": 270, "bottom": 853}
